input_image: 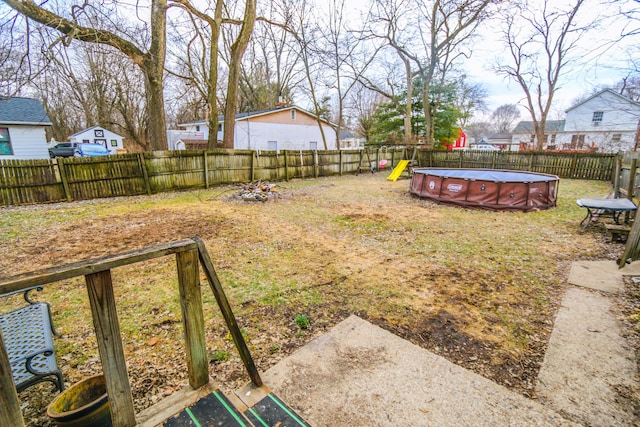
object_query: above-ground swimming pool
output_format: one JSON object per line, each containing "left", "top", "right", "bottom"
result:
{"left": 410, "top": 168, "right": 559, "bottom": 211}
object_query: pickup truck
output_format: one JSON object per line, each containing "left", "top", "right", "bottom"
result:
{"left": 48, "top": 143, "right": 78, "bottom": 158}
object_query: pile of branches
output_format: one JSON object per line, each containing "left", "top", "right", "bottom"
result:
{"left": 238, "top": 181, "right": 278, "bottom": 202}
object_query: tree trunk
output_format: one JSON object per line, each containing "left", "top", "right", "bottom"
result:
{"left": 223, "top": 0, "right": 256, "bottom": 149}
{"left": 207, "top": 0, "right": 224, "bottom": 150}
{"left": 402, "top": 57, "right": 413, "bottom": 144}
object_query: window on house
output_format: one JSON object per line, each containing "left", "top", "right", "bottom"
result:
{"left": 612, "top": 134, "right": 622, "bottom": 143}
{"left": 217, "top": 124, "right": 222, "bottom": 132}
{"left": 195, "top": 125, "right": 200, "bottom": 131}
{"left": 0, "top": 128, "right": 13, "bottom": 155}
{"left": 291, "top": 110, "right": 296, "bottom": 120}
{"left": 592, "top": 111, "right": 603, "bottom": 125}
{"left": 551, "top": 134, "right": 556, "bottom": 144}
{"left": 571, "top": 134, "right": 585, "bottom": 149}
{"left": 82, "top": 139, "right": 90, "bottom": 144}
{"left": 529, "top": 134, "right": 535, "bottom": 144}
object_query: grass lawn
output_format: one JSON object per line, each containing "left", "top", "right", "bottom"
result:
{"left": 0, "top": 173, "right": 622, "bottom": 425}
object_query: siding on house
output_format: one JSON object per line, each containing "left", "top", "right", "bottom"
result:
{"left": 176, "top": 106, "right": 337, "bottom": 151}
{"left": 511, "top": 90, "right": 640, "bottom": 152}
{"left": 0, "top": 125, "right": 50, "bottom": 159}
{"left": 0, "top": 97, "right": 51, "bottom": 160}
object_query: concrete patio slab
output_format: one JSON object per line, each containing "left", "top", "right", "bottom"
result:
{"left": 568, "top": 260, "right": 640, "bottom": 293}
{"left": 253, "top": 315, "right": 576, "bottom": 427}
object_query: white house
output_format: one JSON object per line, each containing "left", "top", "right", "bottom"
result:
{"left": 0, "top": 97, "right": 51, "bottom": 159}
{"left": 562, "top": 89, "right": 640, "bottom": 152}
{"left": 511, "top": 120, "right": 566, "bottom": 151}
{"left": 175, "top": 106, "right": 337, "bottom": 151}
{"left": 69, "top": 126, "right": 124, "bottom": 154}
{"left": 511, "top": 89, "right": 640, "bottom": 152}
{"left": 339, "top": 129, "right": 365, "bottom": 149}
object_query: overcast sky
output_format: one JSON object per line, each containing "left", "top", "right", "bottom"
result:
{"left": 456, "top": 0, "right": 636, "bottom": 119}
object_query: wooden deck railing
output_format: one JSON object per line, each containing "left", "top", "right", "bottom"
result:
{"left": 0, "top": 237, "right": 261, "bottom": 427}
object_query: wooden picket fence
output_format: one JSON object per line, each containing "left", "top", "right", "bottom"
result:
{"left": 0, "top": 148, "right": 617, "bottom": 206}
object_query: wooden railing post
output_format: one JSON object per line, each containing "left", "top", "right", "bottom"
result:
{"left": 0, "top": 332, "right": 24, "bottom": 427}
{"left": 176, "top": 249, "right": 209, "bottom": 389}
{"left": 85, "top": 270, "right": 136, "bottom": 427}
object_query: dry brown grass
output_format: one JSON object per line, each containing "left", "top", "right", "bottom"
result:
{"left": 0, "top": 173, "right": 619, "bottom": 425}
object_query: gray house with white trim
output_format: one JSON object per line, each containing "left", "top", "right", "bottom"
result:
{"left": 0, "top": 97, "right": 51, "bottom": 159}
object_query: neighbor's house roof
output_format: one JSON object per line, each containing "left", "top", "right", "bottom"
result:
{"left": 565, "top": 88, "right": 640, "bottom": 113}
{"left": 179, "top": 106, "right": 335, "bottom": 127}
{"left": 488, "top": 133, "right": 512, "bottom": 140}
{"left": 512, "top": 120, "right": 566, "bottom": 133}
{"left": 69, "top": 125, "right": 122, "bottom": 137}
{"left": 0, "top": 97, "right": 51, "bottom": 126}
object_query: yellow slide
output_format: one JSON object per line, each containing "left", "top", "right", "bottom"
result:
{"left": 386, "top": 160, "right": 410, "bottom": 182}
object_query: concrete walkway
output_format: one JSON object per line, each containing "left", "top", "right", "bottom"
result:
{"left": 239, "top": 260, "right": 640, "bottom": 426}
{"left": 537, "top": 261, "right": 639, "bottom": 426}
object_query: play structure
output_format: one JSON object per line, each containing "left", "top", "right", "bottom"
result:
{"left": 410, "top": 168, "right": 559, "bottom": 211}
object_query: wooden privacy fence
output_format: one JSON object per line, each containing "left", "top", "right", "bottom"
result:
{"left": 0, "top": 148, "right": 617, "bottom": 206}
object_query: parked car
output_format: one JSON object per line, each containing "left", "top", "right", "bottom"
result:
{"left": 471, "top": 144, "right": 499, "bottom": 151}
{"left": 48, "top": 143, "right": 78, "bottom": 158}
{"left": 74, "top": 144, "right": 111, "bottom": 157}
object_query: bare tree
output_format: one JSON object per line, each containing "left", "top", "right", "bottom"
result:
{"left": 3, "top": 0, "right": 168, "bottom": 151}
{"left": 491, "top": 104, "right": 521, "bottom": 133}
{"left": 369, "top": 0, "right": 494, "bottom": 146}
{"left": 238, "top": 0, "right": 304, "bottom": 111}
{"left": 494, "top": 0, "right": 595, "bottom": 150}
{"left": 315, "top": 0, "right": 380, "bottom": 148}
{"left": 453, "top": 75, "right": 488, "bottom": 128}
{"left": 287, "top": 0, "right": 331, "bottom": 149}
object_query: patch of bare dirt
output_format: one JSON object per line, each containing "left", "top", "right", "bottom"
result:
{"left": 0, "top": 175, "right": 622, "bottom": 425}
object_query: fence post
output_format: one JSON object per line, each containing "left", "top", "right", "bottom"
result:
{"left": 57, "top": 158, "right": 72, "bottom": 202}
{"left": 284, "top": 150, "right": 289, "bottom": 182}
{"left": 314, "top": 150, "right": 319, "bottom": 178}
{"left": 203, "top": 151, "right": 209, "bottom": 188}
{"left": 391, "top": 148, "right": 395, "bottom": 168}
{"left": 528, "top": 152, "right": 535, "bottom": 171}
{"left": 251, "top": 151, "right": 256, "bottom": 182}
{"left": 613, "top": 156, "right": 621, "bottom": 197}
{"left": 459, "top": 150, "right": 463, "bottom": 168}
{"left": 339, "top": 150, "right": 343, "bottom": 176}
{"left": 569, "top": 153, "right": 578, "bottom": 178}
{"left": 137, "top": 153, "right": 152, "bottom": 195}
{"left": 627, "top": 158, "right": 637, "bottom": 200}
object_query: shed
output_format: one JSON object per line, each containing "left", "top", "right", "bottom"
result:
{"left": 0, "top": 97, "right": 51, "bottom": 160}
{"left": 69, "top": 126, "right": 124, "bottom": 154}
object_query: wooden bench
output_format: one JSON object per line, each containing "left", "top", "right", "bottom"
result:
{"left": 0, "top": 286, "right": 64, "bottom": 392}
{"left": 605, "top": 224, "right": 632, "bottom": 243}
